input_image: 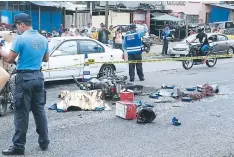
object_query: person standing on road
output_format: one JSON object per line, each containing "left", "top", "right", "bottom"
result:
{"left": 58, "top": 24, "right": 64, "bottom": 36}
{"left": 108, "top": 25, "right": 115, "bottom": 47}
{"left": 98, "top": 24, "right": 110, "bottom": 44}
{"left": 122, "top": 24, "right": 146, "bottom": 82}
{"left": 114, "top": 28, "right": 123, "bottom": 50}
{"left": 51, "top": 28, "right": 59, "bottom": 37}
{"left": 69, "top": 24, "right": 76, "bottom": 36}
{"left": 161, "top": 24, "right": 171, "bottom": 55}
{"left": 0, "top": 13, "right": 50, "bottom": 155}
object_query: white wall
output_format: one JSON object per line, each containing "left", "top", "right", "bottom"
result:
{"left": 229, "top": 10, "right": 234, "bottom": 22}
{"left": 65, "top": 12, "right": 91, "bottom": 30}
{"left": 92, "top": 11, "right": 130, "bottom": 28}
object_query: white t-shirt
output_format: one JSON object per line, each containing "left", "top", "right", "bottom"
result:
{"left": 69, "top": 27, "right": 76, "bottom": 36}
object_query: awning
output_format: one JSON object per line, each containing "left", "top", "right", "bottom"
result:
{"left": 56, "top": 2, "right": 87, "bottom": 11}
{"left": 30, "top": 1, "right": 61, "bottom": 8}
{"left": 206, "top": 3, "right": 234, "bottom": 10}
{"left": 151, "top": 12, "right": 183, "bottom": 22}
{"left": 30, "top": 1, "right": 87, "bottom": 11}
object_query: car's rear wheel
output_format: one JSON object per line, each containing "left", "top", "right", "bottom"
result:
{"left": 98, "top": 64, "right": 115, "bottom": 78}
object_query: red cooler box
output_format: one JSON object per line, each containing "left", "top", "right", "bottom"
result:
{"left": 119, "top": 89, "right": 134, "bottom": 102}
{"left": 116, "top": 101, "right": 136, "bottom": 120}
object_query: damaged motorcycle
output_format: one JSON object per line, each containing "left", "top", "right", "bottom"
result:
{"left": 72, "top": 72, "right": 143, "bottom": 100}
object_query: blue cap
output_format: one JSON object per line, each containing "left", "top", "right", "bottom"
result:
{"left": 13, "top": 13, "right": 31, "bottom": 26}
{"left": 129, "top": 24, "right": 137, "bottom": 30}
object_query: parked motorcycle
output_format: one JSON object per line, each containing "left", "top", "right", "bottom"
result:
{"left": 0, "top": 64, "right": 15, "bottom": 116}
{"left": 142, "top": 36, "right": 151, "bottom": 53}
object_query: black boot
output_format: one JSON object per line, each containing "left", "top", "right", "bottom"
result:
{"left": 2, "top": 146, "right": 24, "bottom": 155}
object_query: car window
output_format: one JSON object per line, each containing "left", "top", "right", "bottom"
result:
{"left": 217, "top": 35, "right": 228, "bottom": 41}
{"left": 79, "top": 40, "right": 104, "bottom": 54}
{"left": 52, "top": 40, "right": 77, "bottom": 56}
{"left": 48, "top": 39, "right": 62, "bottom": 53}
{"left": 209, "top": 35, "right": 217, "bottom": 42}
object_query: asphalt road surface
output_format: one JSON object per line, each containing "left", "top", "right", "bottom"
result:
{"left": 1, "top": 58, "right": 234, "bottom": 157}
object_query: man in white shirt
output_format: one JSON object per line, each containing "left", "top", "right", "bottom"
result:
{"left": 69, "top": 24, "right": 76, "bottom": 36}
{"left": 85, "top": 23, "right": 92, "bottom": 36}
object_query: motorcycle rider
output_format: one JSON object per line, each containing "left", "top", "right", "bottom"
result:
{"left": 189, "top": 26, "right": 209, "bottom": 63}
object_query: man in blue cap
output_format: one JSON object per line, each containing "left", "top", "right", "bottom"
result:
{"left": 122, "top": 24, "right": 146, "bottom": 82}
{"left": 0, "top": 13, "right": 50, "bottom": 155}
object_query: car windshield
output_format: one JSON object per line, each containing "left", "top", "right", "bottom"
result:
{"left": 182, "top": 34, "right": 199, "bottom": 43}
{"left": 48, "top": 39, "right": 61, "bottom": 53}
{"left": 225, "top": 22, "right": 234, "bottom": 28}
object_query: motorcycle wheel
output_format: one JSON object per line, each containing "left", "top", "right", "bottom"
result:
{"left": 206, "top": 52, "right": 217, "bottom": 67}
{"left": 182, "top": 54, "right": 194, "bottom": 70}
{"left": 0, "top": 97, "right": 7, "bottom": 117}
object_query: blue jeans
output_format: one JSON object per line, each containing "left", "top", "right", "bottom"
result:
{"left": 108, "top": 40, "right": 113, "bottom": 46}
{"left": 201, "top": 44, "right": 210, "bottom": 56}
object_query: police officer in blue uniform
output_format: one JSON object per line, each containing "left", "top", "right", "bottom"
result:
{"left": 123, "top": 24, "right": 146, "bottom": 82}
{"left": 0, "top": 13, "right": 50, "bottom": 155}
{"left": 161, "top": 24, "right": 171, "bottom": 55}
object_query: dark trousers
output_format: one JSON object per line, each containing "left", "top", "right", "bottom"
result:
{"left": 128, "top": 54, "right": 144, "bottom": 80}
{"left": 162, "top": 39, "right": 169, "bottom": 55}
{"left": 12, "top": 71, "right": 49, "bottom": 150}
{"left": 115, "top": 43, "right": 122, "bottom": 49}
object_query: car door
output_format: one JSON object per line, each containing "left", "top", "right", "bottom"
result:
{"left": 217, "top": 35, "right": 229, "bottom": 53}
{"left": 48, "top": 40, "right": 81, "bottom": 79}
{"left": 78, "top": 39, "right": 111, "bottom": 77}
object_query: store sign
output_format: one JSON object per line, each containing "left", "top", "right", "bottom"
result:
{"left": 167, "top": 1, "right": 186, "bottom": 5}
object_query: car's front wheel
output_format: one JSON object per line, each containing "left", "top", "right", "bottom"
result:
{"left": 98, "top": 64, "right": 115, "bottom": 78}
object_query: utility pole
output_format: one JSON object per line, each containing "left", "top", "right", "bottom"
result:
{"left": 75, "top": 7, "right": 78, "bottom": 28}
{"left": 185, "top": 15, "right": 188, "bottom": 37}
{"left": 105, "top": 1, "right": 109, "bottom": 28}
{"left": 90, "top": 2, "right": 92, "bottom": 26}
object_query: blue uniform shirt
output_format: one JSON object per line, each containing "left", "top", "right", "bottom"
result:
{"left": 162, "top": 28, "right": 170, "bottom": 40}
{"left": 122, "top": 30, "right": 146, "bottom": 54}
{"left": 11, "top": 30, "right": 48, "bottom": 70}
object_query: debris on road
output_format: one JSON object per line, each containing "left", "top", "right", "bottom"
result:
{"left": 116, "top": 101, "right": 137, "bottom": 120}
{"left": 211, "top": 113, "right": 221, "bottom": 117}
{"left": 147, "top": 83, "right": 220, "bottom": 103}
{"left": 172, "top": 117, "right": 181, "bottom": 126}
{"left": 49, "top": 90, "right": 111, "bottom": 112}
{"left": 136, "top": 107, "right": 157, "bottom": 123}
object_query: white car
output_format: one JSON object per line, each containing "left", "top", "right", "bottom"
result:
{"left": 3, "top": 36, "right": 127, "bottom": 82}
{"left": 168, "top": 33, "right": 234, "bottom": 57}
{"left": 44, "top": 36, "right": 127, "bottom": 81}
